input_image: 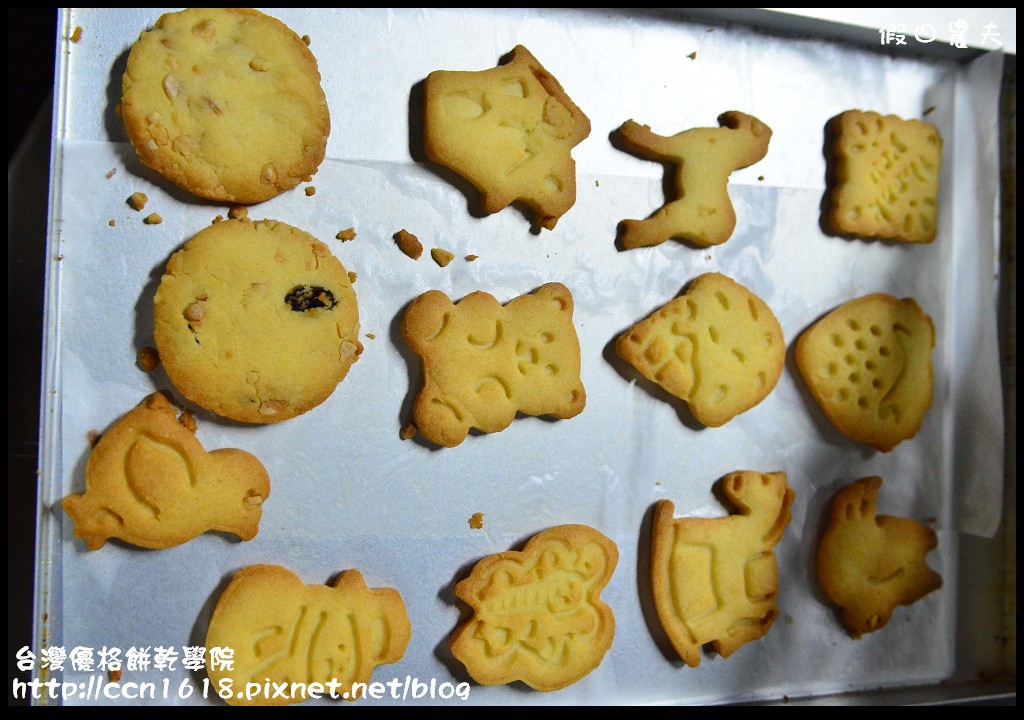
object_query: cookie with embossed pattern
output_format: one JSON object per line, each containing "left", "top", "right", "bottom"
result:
{"left": 121, "top": 8, "right": 329, "bottom": 204}
{"left": 402, "top": 282, "right": 585, "bottom": 447}
{"left": 450, "top": 524, "right": 618, "bottom": 691}
{"left": 651, "top": 471, "right": 794, "bottom": 667}
{"left": 615, "top": 273, "right": 784, "bottom": 427}
{"left": 62, "top": 392, "right": 270, "bottom": 550}
{"left": 817, "top": 476, "right": 942, "bottom": 638}
{"left": 795, "top": 293, "right": 934, "bottom": 452}
{"left": 206, "top": 564, "right": 411, "bottom": 705}
{"left": 824, "top": 110, "right": 942, "bottom": 243}
{"left": 424, "top": 45, "right": 591, "bottom": 231}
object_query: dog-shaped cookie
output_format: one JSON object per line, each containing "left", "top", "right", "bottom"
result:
{"left": 616, "top": 111, "right": 771, "bottom": 249}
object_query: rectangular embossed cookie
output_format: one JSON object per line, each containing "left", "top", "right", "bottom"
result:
{"left": 823, "top": 110, "right": 942, "bottom": 243}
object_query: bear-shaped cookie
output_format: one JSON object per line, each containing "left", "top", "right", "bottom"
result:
{"left": 402, "top": 282, "right": 586, "bottom": 447}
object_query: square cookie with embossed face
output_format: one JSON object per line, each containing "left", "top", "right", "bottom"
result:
{"left": 824, "top": 110, "right": 942, "bottom": 243}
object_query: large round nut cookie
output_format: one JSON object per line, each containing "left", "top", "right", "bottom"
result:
{"left": 154, "top": 218, "right": 362, "bottom": 424}
{"left": 121, "top": 8, "right": 330, "bottom": 204}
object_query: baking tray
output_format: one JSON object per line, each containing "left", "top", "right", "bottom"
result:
{"left": 29, "top": 8, "right": 1013, "bottom": 705}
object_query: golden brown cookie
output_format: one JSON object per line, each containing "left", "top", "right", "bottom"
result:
{"left": 824, "top": 110, "right": 942, "bottom": 243}
{"left": 817, "top": 477, "right": 942, "bottom": 639}
{"left": 651, "top": 471, "right": 794, "bottom": 667}
{"left": 424, "top": 45, "right": 591, "bottom": 231}
{"left": 615, "top": 273, "right": 784, "bottom": 427}
{"left": 153, "top": 218, "right": 362, "bottom": 424}
{"left": 450, "top": 524, "right": 618, "bottom": 691}
{"left": 120, "top": 8, "right": 330, "bottom": 204}
{"left": 794, "top": 293, "right": 934, "bottom": 452}
{"left": 205, "top": 564, "right": 412, "bottom": 705}
{"left": 62, "top": 392, "right": 270, "bottom": 550}
{"left": 616, "top": 111, "right": 772, "bottom": 249}
{"left": 402, "top": 282, "right": 585, "bottom": 447}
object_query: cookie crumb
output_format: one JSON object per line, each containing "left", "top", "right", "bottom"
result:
{"left": 304, "top": 186, "right": 316, "bottom": 196}
{"left": 465, "top": 254, "right": 479, "bottom": 262}
{"left": 105, "top": 168, "right": 117, "bottom": 179}
{"left": 468, "top": 512, "right": 484, "bottom": 530}
{"left": 431, "top": 248, "right": 455, "bottom": 267}
{"left": 336, "top": 227, "right": 356, "bottom": 241}
{"left": 128, "top": 192, "right": 148, "bottom": 211}
{"left": 228, "top": 206, "right": 248, "bottom": 220}
{"left": 394, "top": 229, "right": 423, "bottom": 260}
{"left": 302, "top": 34, "right": 311, "bottom": 46}
{"left": 595, "top": 180, "right": 599, "bottom": 187}
{"left": 348, "top": 271, "right": 357, "bottom": 284}
{"left": 143, "top": 213, "right": 163, "bottom": 225}
{"left": 687, "top": 51, "right": 697, "bottom": 60}
{"left": 108, "top": 219, "right": 116, "bottom": 227}
{"left": 400, "top": 422, "right": 417, "bottom": 440}
{"left": 108, "top": 669, "right": 122, "bottom": 683}
{"left": 86, "top": 429, "right": 102, "bottom": 448}
{"left": 758, "top": 175, "right": 765, "bottom": 181}
{"left": 70, "top": 26, "right": 83, "bottom": 43}
{"left": 365, "top": 333, "right": 376, "bottom": 340}
{"left": 178, "top": 410, "right": 198, "bottom": 433}
{"left": 137, "top": 346, "right": 160, "bottom": 372}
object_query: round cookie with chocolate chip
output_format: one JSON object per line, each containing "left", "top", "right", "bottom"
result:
{"left": 154, "top": 218, "right": 362, "bottom": 423}
{"left": 120, "top": 8, "right": 330, "bottom": 204}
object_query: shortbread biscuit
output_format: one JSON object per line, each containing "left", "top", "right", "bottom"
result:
{"left": 121, "top": 8, "right": 329, "bottom": 204}
{"left": 616, "top": 111, "right": 771, "bottom": 249}
{"left": 795, "top": 293, "right": 934, "bottom": 452}
{"left": 154, "top": 218, "right": 362, "bottom": 424}
{"left": 817, "top": 477, "right": 942, "bottom": 639}
{"left": 62, "top": 392, "right": 270, "bottom": 550}
{"left": 651, "top": 471, "right": 794, "bottom": 667}
{"left": 402, "top": 282, "right": 585, "bottom": 447}
{"left": 206, "top": 564, "right": 411, "bottom": 705}
{"left": 450, "top": 524, "right": 618, "bottom": 691}
{"left": 615, "top": 273, "right": 784, "bottom": 427}
{"left": 424, "top": 45, "right": 591, "bottom": 231}
{"left": 824, "top": 110, "right": 942, "bottom": 243}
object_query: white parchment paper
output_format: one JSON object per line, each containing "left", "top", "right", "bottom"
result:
{"left": 39, "top": 8, "right": 1004, "bottom": 705}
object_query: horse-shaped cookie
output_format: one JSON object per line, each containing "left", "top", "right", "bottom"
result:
{"left": 650, "top": 471, "right": 794, "bottom": 667}
{"left": 616, "top": 111, "right": 771, "bottom": 249}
